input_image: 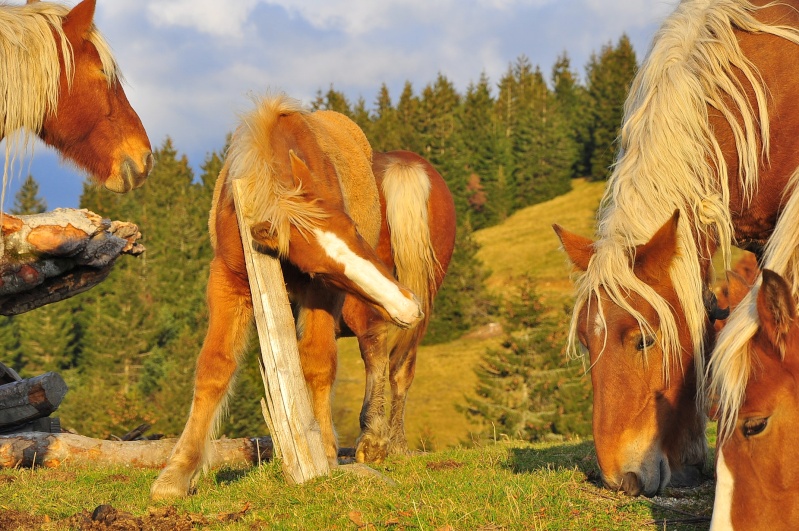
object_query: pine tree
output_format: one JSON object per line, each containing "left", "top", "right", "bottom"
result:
{"left": 464, "top": 276, "right": 592, "bottom": 441}
{"left": 585, "top": 34, "right": 638, "bottom": 180}
{"left": 11, "top": 174, "right": 47, "bottom": 215}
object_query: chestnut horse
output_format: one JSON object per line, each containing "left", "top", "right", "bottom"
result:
{"left": 554, "top": 0, "right": 799, "bottom": 496}
{"left": 151, "top": 94, "right": 455, "bottom": 499}
{"left": 709, "top": 175, "right": 799, "bottom": 529}
{"left": 0, "top": 0, "right": 152, "bottom": 205}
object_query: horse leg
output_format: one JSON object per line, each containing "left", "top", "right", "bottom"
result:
{"left": 295, "top": 285, "right": 342, "bottom": 466}
{"left": 387, "top": 331, "right": 420, "bottom": 455}
{"left": 355, "top": 330, "right": 391, "bottom": 463}
{"left": 151, "top": 259, "right": 252, "bottom": 499}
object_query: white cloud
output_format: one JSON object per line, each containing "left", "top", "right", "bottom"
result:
{"left": 145, "top": 0, "right": 260, "bottom": 38}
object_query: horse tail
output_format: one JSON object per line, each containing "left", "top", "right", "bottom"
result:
{"left": 381, "top": 158, "right": 441, "bottom": 350}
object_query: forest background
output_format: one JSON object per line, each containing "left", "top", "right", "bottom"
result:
{"left": 1, "top": 36, "right": 637, "bottom": 444}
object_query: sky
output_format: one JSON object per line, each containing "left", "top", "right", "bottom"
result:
{"left": 1, "top": 0, "right": 679, "bottom": 212}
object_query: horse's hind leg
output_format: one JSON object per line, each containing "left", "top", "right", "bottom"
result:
{"left": 354, "top": 323, "right": 390, "bottom": 463}
{"left": 151, "top": 259, "right": 252, "bottom": 500}
{"left": 387, "top": 332, "right": 420, "bottom": 454}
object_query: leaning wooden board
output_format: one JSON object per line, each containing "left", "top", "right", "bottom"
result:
{"left": 231, "top": 178, "right": 330, "bottom": 484}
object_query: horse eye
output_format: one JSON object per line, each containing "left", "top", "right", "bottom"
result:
{"left": 742, "top": 417, "right": 768, "bottom": 438}
{"left": 636, "top": 335, "right": 656, "bottom": 351}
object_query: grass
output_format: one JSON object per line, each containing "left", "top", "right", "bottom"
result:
{"left": 0, "top": 440, "right": 714, "bottom": 530}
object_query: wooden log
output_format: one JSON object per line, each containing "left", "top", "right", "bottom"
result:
{"left": 0, "top": 372, "right": 67, "bottom": 428}
{"left": 231, "top": 179, "right": 330, "bottom": 485}
{"left": 0, "top": 361, "right": 21, "bottom": 385}
{"left": 0, "top": 433, "right": 275, "bottom": 469}
{"left": 0, "top": 209, "right": 144, "bottom": 315}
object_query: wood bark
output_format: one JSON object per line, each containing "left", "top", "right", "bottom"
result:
{"left": 0, "top": 372, "right": 67, "bottom": 428}
{"left": 0, "top": 208, "right": 144, "bottom": 315}
{"left": 0, "top": 432, "right": 275, "bottom": 469}
{"left": 231, "top": 179, "right": 331, "bottom": 485}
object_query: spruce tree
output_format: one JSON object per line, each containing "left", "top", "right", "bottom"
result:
{"left": 464, "top": 276, "right": 592, "bottom": 441}
{"left": 11, "top": 174, "right": 47, "bottom": 215}
{"left": 585, "top": 34, "right": 638, "bottom": 180}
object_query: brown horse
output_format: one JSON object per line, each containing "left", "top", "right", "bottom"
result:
{"left": 1, "top": 0, "right": 152, "bottom": 202}
{"left": 554, "top": 0, "right": 799, "bottom": 496}
{"left": 709, "top": 176, "right": 799, "bottom": 529}
{"left": 150, "top": 94, "right": 455, "bottom": 499}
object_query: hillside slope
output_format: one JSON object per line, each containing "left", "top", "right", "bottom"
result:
{"left": 332, "top": 178, "right": 606, "bottom": 450}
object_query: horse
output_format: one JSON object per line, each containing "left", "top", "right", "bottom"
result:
{"left": 708, "top": 175, "right": 799, "bottom": 529}
{"left": 150, "top": 94, "right": 456, "bottom": 499}
{"left": 553, "top": 0, "right": 799, "bottom": 496}
{"left": 0, "top": 0, "right": 152, "bottom": 204}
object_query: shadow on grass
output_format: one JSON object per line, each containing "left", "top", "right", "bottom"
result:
{"left": 506, "top": 441, "right": 713, "bottom": 530}
{"left": 506, "top": 440, "right": 602, "bottom": 485}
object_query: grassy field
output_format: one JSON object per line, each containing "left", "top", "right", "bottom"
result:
{"left": 0, "top": 440, "right": 714, "bottom": 530}
{"left": 0, "top": 178, "right": 718, "bottom": 529}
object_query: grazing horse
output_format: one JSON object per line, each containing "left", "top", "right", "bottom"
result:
{"left": 554, "top": 0, "right": 799, "bottom": 496}
{"left": 150, "top": 94, "right": 455, "bottom": 499}
{"left": 0, "top": 0, "right": 152, "bottom": 201}
{"left": 709, "top": 176, "right": 799, "bottom": 529}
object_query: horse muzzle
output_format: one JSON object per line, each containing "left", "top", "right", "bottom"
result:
{"left": 106, "top": 152, "right": 154, "bottom": 193}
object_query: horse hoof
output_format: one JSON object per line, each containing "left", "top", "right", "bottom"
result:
{"left": 150, "top": 469, "right": 194, "bottom": 500}
{"left": 355, "top": 434, "right": 389, "bottom": 464}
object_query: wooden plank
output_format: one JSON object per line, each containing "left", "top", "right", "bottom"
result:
{"left": 0, "top": 372, "right": 67, "bottom": 428}
{"left": 231, "top": 179, "right": 330, "bottom": 484}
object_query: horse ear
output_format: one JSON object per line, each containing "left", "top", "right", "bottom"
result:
{"left": 63, "top": 0, "right": 97, "bottom": 38}
{"left": 633, "top": 210, "right": 680, "bottom": 283}
{"left": 757, "top": 269, "right": 796, "bottom": 355}
{"left": 288, "top": 150, "right": 310, "bottom": 187}
{"left": 553, "top": 224, "right": 594, "bottom": 271}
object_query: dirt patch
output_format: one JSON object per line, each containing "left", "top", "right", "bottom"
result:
{"left": 0, "top": 509, "right": 49, "bottom": 530}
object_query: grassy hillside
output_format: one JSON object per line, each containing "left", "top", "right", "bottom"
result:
{"left": 331, "top": 178, "right": 606, "bottom": 451}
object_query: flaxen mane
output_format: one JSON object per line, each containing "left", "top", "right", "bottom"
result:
{"left": 0, "top": 2, "right": 119, "bottom": 208}
{"left": 567, "top": 0, "right": 799, "bottom": 394}
{"left": 710, "top": 170, "right": 799, "bottom": 441}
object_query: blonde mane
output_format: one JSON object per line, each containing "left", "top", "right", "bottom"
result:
{"left": 568, "top": 0, "right": 799, "bottom": 397}
{"left": 710, "top": 170, "right": 799, "bottom": 442}
{"left": 223, "top": 94, "right": 328, "bottom": 258}
{"left": 0, "top": 1, "right": 120, "bottom": 208}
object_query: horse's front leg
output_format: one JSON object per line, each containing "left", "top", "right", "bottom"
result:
{"left": 151, "top": 259, "right": 253, "bottom": 500}
{"left": 295, "top": 285, "right": 343, "bottom": 467}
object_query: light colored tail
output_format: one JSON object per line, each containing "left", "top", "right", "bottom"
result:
{"left": 381, "top": 159, "right": 440, "bottom": 346}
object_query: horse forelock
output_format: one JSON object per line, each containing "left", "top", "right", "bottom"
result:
{"left": 711, "top": 169, "right": 799, "bottom": 442}
{"left": 225, "top": 93, "right": 328, "bottom": 258}
{"left": 0, "top": 2, "right": 119, "bottom": 211}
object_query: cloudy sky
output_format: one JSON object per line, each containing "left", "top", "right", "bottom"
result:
{"left": 3, "top": 0, "right": 678, "bottom": 211}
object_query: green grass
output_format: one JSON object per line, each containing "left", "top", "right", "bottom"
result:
{"left": 0, "top": 441, "right": 714, "bottom": 530}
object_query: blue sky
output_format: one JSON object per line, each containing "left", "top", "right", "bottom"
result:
{"left": 2, "top": 0, "right": 678, "bottom": 211}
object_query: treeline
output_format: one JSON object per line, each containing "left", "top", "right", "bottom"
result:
{"left": 0, "top": 36, "right": 637, "bottom": 442}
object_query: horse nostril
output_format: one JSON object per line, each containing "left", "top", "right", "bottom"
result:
{"left": 143, "top": 152, "right": 154, "bottom": 177}
{"left": 621, "top": 471, "right": 644, "bottom": 496}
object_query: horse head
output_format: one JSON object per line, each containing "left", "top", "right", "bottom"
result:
{"left": 554, "top": 210, "right": 708, "bottom": 496}
{"left": 711, "top": 269, "right": 799, "bottom": 529}
{"left": 37, "top": 0, "right": 153, "bottom": 193}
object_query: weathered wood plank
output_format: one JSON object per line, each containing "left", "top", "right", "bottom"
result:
{"left": 231, "top": 179, "right": 330, "bottom": 485}
{"left": 0, "top": 372, "right": 67, "bottom": 428}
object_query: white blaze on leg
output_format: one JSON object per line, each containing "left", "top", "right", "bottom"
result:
{"left": 710, "top": 447, "right": 734, "bottom": 531}
{"left": 314, "top": 229, "right": 421, "bottom": 327}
